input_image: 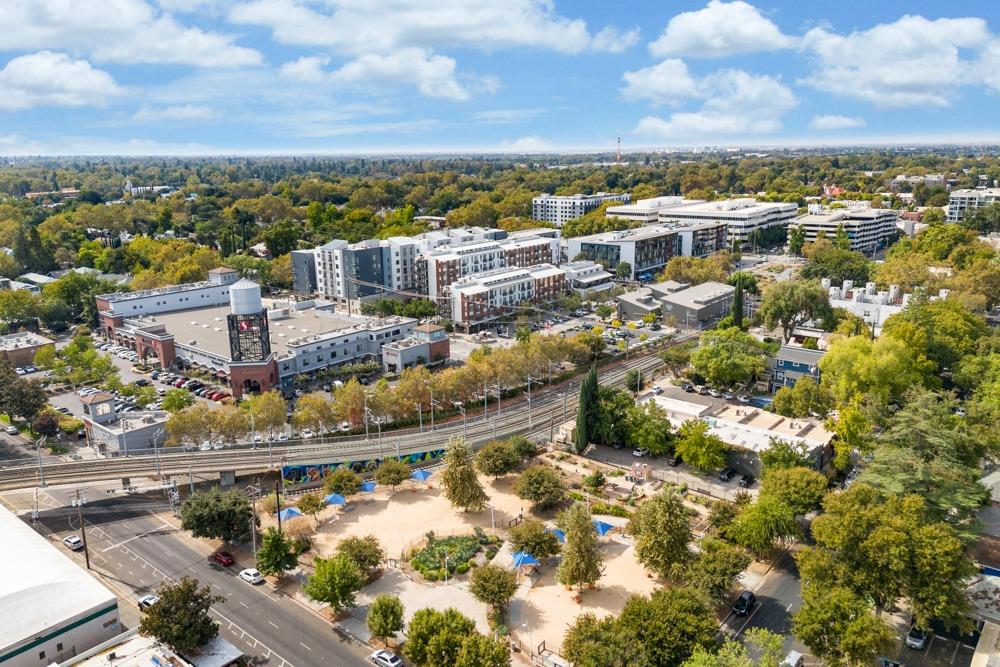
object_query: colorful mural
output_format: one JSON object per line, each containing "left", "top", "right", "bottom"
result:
{"left": 281, "top": 448, "right": 446, "bottom": 487}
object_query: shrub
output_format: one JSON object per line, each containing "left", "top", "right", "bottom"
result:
{"left": 410, "top": 534, "right": 485, "bottom": 579}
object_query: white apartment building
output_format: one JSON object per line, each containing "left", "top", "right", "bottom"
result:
{"left": 657, "top": 198, "right": 798, "bottom": 248}
{"left": 423, "top": 234, "right": 560, "bottom": 298}
{"left": 948, "top": 188, "right": 1000, "bottom": 221}
{"left": 561, "top": 261, "right": 614, "bottom": 295}
{"left": 450, "top": 264, "right": 566, "bottom": 328}
{"left": 532, "top": 192, "right": 631, "bottom": 226}
{"left": 605, "top": 196, "right": 693, "bottom": 223}
{"left": 793, "top": 207, "right": 898, "bottom": 255}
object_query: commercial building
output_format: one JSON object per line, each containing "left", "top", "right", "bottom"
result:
{"left": 615, "top": 280, "right": 733, "bottom": 328}
{"left": 0, "top": 504, "right": 120, "bottom": 666}
{"left": 792, "top": 207, "right": 898, "bottom": 254}
{"left": 561, "top": 261, "right": 614, "bottom": 295}
{"left": 0, "top": 331, "right": 54, "bottom": 367}
{"left": 95, "top": 267, "right": 239, "bottom": 317}
{"left": 885, "top": 173, "right": 946, "bottom": 190}
{"left": 531, "top": 192, "right": 631, "bottom": 226}
{"left": 450, "top": 264, "right": 566, "bottom": 330}
{"left": 605, "top": 196, "right": 692, "bottom": 223}
{"left": 98, "top": 276, "right": 418, "bottom": 398}
{"left": 765, "top": 346, "right": 824, "bottom": 392}
{"left": 66, "top": 628, "right": 242, "bottom": 667}
{"left": 656, "top": 198, "right": 797, "bottom": 249}
{"left": 80, "top": 393, "right": 168, "bottom": 455}
{"left": 381, "top": 323, "right": 449, "bottom": 373}
{"left": 948, "top": 188, "right": 1000, "bottom": 221}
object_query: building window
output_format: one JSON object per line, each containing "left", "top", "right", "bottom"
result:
{"left": 39, "top": 652, "right": 45, "bottom": 660}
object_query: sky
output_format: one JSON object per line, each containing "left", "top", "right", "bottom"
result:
{"left": 3, "top": 0, "right": 1000, "bottom": 155}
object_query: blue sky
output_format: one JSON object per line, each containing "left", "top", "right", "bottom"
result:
{"left": 3, "top": 0, "right": 1000, "bottom": 155}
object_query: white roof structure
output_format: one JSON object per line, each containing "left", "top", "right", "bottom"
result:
{"left": 0, "top": 505, "right": 117, "bottom": 655}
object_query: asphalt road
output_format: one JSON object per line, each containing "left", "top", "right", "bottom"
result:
{"left": 40, "top": 492, "right": 370, "bottom": 667}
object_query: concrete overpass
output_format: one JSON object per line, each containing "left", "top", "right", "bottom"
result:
{"left": 0, "top": 344, "right": 682, "bottom": 491}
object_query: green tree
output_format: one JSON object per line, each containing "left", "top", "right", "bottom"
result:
{"left": 139, "top": 576, "right": 223, "bottom": 654}
{"left": 619, "top": 587, "right": 718, "bottom": 667}
{"left": 475, "top": 440, "right": 520, "bottom": 478}
{"left": 255, "top": 527, "right": 298, "bottom": 576}
{"left": 771, "top": 376, "right": 833, "bottom": 418}
{"left": 375, "top": 458, "right": 410, "bottom": 491}
{"left": 626, "top": 401, "right": 674, "bottom": 455}
{"left": 508, "top": 518, "right": 562, "bottom": 559}
{"left": 690, "top": 327, "right": 769, "bottom": 389}
{"left": 162, "top": 388, "right": 195, "bottom": 413}
{"left": 882, "top": 297, "right": 987, "bottom": 371}
{"left": 367, "top": 594, "right": 405, "bottom": 647}
{"left": 792, "top": 585, "right": 893, "bottom": 667}
{"left": 557, "top": 503, "right": 603, "bottom": 590}
{"left": 827, "top": 403, "right": 873, "bottom": 470}
{"left": 31, "top": 411, "right": 59, "bottom": 437}
{"left": 244, "top": 389, "right": 287, "bottom": 436}
{"left": 336, "top": 535, "right": 385, "bottom": 574}
{"left": 788, "top": 225, "right": 806, "bottom": 255}
{"left": 760, "top": 466, "right": 828, "bottom": 516}
{"left": 731, "top": 271, "right": 745, "bottom": 329}
{"left": 800, "top": 239, "right": 872, "bottom": 284}
{"left": 304, "top": 553, "right": 366, "bottom": 612}
{"left": 404, "top": 607, "right": 477, "bottom": 667}
{"left": 180, "top": 488, "right": 255, "bottom": 544}
{"left": 297, "top": 492, "right": 325, "bottom": 520}
{"left": 759, "top": 438, "right": 809, "bottom": 471}
{"left": 673, "top": 420, "right": 728, "bottom": 472}
{"left": 683, "top": 628, "right": 784, "bottom": 667}
{"left": 324, "top": 466, "right": 362, "bottom": 496}
{"left": 659, "top": 343, "right": 693, "bottom": 377}
{"left": 514, "top": 465, "right": 565, "bottom": 510}
{"left": 627, "top": 490, "right": 692, "bottom": 577}
{"left": 455, "top": 634, "right": 511, "bottom": 667}
{"left": 469, "top": 563, "right": 518, "bottom": 610}
{"left": 759, "top": 280, "right": 832, "bottom": 342}
{"left": 562, "top": 613, "right": 639, "bottom": 667}
{"left": 441, "top": 436, "right": 488, "bottom": 512}
{"left": 819, "top": 335, "right": 935, "bottom": 407}
{"left": 725, "top": 495, "right": 799, "bottom": 556}
{"left": 682, "top": 537, "right": 751, "bottom": 602}
{"left": 574, "top": 365, "right": 599, "bottom": 453}
{"left": 0, "top": 377, "right": 46, "bottom": 422}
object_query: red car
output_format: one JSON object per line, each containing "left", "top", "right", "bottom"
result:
{"left": 214, "top": 393, "right": 229, "bottom": 401}
{"left": 210, "top": 551, "right": 235, "bottom": 566}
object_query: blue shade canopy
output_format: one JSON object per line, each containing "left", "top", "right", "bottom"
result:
{"left": 511, "top": 551, "right": 540, "bottom": 567}
{"left": 548, "top": 528, "right": 566, "bottom": 543}
{"left": 411, "top": 469, "right": 433, "bottom": 482}
{"left": 323, "top": 493, "right": 346, "bottom": 505}
{"left": 278, "top": 507, "right": 303, "bottom": 521}
{"left": 592, "top": 520, "right": 614, "bottom": 536}
{"left": 360, "top": 481, "right": 377, "bottom": 493}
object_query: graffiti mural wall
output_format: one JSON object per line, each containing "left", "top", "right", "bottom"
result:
{"left": 281, "top": 449, "right": 446, "bottom": 486}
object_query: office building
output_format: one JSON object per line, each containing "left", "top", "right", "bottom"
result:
{"left": 80, "top": 396, "right": 169, "bottom": 456}
{"left": 948, "top": 188, "right": 1000, "bottom": 221}
{"left": 885, "top": 173, "right": 945, "bottom": 190}
{"left": 381, "top": 323, "right": 450, "bottom": 373}
{"left": 605, "top": 196, "right": 692, "bottom": 223}
{"left": 95, "top": 267, "right": 239, "bottom": 317}
{"left": 532, "top": 192, "right": 631, "bottom": 226}
{"left": 561, "top": 261, "right": 614, "bottom": 295}
{"left": 617, "top": 280, "right": 734, "bottom": 328}
{"left": 0, "top": 504, "right": 120, "bottom": 666}
{"left": 0, "top": 331, "right": 54, "bottom": 367}
{"left": 450, "top": 264, "right": 566, "bottom": 329}
{"left": 657, "top": 198, "right": 797, "bottom": 248}
{"left": 792, "top": 207, "right": 898, "bottom": 254}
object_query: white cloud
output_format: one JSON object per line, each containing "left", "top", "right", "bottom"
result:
{"left": 0, "top": 51, "right": 123, "bottom": 111}
{"left": 591, "top": 26, "right": 641, "bottom": 54}
{"left": 499, "top": 136, "right": 553, "bottom": 152}
{"left": 809, "top": 115, "right": 866, "bottom": 131}
{"left": 621, "top": 59, "right": 699, "bottom": 105}
{"left": 649, "top": 0, "right": 794, "bottom": 58}
{"left": 278, "top": 55, "right": 331, "bottom": 83}
{"left": 473, "top": 108, "right": 545, "bottom": 123}
{"left": 133, "top": 104, "right": 217, "bottom": 120}
{"left": 0, "top": 0, "right": 261, "bottom": 67}
{"left": 800, "top": 15, "right": 994, "bottom": 108}
{"left": 631, "top": 68, "right": 797, "bottom": 139}
{"left": 330, "top": 49, "right": 469, "bottom": 100}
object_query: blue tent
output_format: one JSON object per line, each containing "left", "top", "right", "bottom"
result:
{"left": 360, "top": 481, "right": 377, "bottom": 493}
{"left": 511, "top": 551, "right": 540, "bottom": 567}
{"left": 278, "top": 507, "right": 303, "bottom": 521}
{"left": 548, "top": 528, "right": 566, "bottom": 543}
{"left": 323, "top": 493, "right": 346, "bottom": 506}
{"left": 592, "top": 520, "right": 614, "bottom": 536}
{"left": 411, "top": 469, "right": 433, "bottom": 482}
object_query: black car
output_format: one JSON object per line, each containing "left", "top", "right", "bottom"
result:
{"left": 649, "top": 323, "right": 661, "bottom": 331}
{"left": 681, "top": 383, "right": 694, "bottom": 393}
{"left": 719, "top": 468, "right": 737, "bottom": 482}
{"left": 739, "top": 474, "right": 756, "bottom": 488}
{"left": 733, "top": 590, "right": 756, "bottom": 616}
{"left": 665, "top": 453, "right": 682, "bottom": 467}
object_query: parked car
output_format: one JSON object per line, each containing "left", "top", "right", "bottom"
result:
{"left": 210, "top": 551, "right": 235, "bottom": 566}
{"left": 733, "top": 590, "right": 757, "bottom": 616}
{"left": 719, "top": 468, "right": 736, "bottom": 482}
{"left": 63, "top": 535, "right": 85, "bottom": 551}
{"left": 23, "top": 365, "right": 36, "bottom": 373}
{"left": 4, "top": 425, "right": 19, "bottom": 435}
{"left": 650, "top": 386, "right": 663, "bottom": 395}
{"left": 696, "top": 385, "right": 709, "bottom": 395}
{"left": 277, "top": 432, "right": 289, "bottom": 442}
{"left": 706, "top": 388, "right": 722, "bottom": 398}
{"left": 137, "top": 594, "right": 160, "bottom": 611}
{"left": 681, "top": 383, "right": 694, "bottom": 393}
{"left": 736, "top": 394, "right": 751, "bottom": 404}
{"left": 906, "top": 625, "right": 931, "bottom": 650}
{"left": 665, "top": 453, "right": 682, "bottom": 466}
{"left": 369, "top": 650, "right": 403, "bottom": 667}
{"left": 632, "top": 447, "right": 651, "bottom": 458}
{"left": 300, "top": 429, "right": 315, "bottom": 439}
{"left": 781, "top": 651, "right": 805, "bottom": 667}
{"left": 239, "top": 568, "right": 264, "bottom": 585}
{"left": 739, "top": 474, "right": 756, "bottom": 488}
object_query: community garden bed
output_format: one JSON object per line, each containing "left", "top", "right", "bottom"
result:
{"left": 408, "top": 528, "right": 501, "bottom": 581}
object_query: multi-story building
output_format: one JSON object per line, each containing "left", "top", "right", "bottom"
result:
{"left": 423, "top": 234, "right": 560, "bottom": 299}
{"left": 948, "top": 188, "right": 1000, "bottom": 221}
{"left": 0, "top": 331, "right": 54, "bottom": 367}
{"left": 792, "top": 207, "right": 898, "bottom": 254}
{"left": 605, "top": 196, "right": 693, "bottom": 223}
{"left": 450, "top": 265, "right": 566, "bottom": 329}
{"left": 291, "top": 249, "right": 317, "bottom": 293}
{"left": 657, "top": 198, "right": 797, "bottom": 249}
{"left": 561, "top": 261, "right": 614, "bottom": 295}
{"left": 885, "top": 173, "right": 946, "bottom": 191}
{"left": 381, "top": 323, "right": 450, "bottom": 373}
{"left": 532, "top": 192, "right": 631, "bottom": 226}
{"left": 95, "top": 266, "right": 239, "bottom": 317}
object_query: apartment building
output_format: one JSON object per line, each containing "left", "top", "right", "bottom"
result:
{"left": 422, "top": 234, "right": 560, "bottom": 299}
{"left": 450, "top": 265, "right": 566, "bottom": 329}
{"left": 532, "top": 192, "right": 631, "bottom": 226}
{"left": 792, "top": 207, "right": 898, "bottom": 254}
{"left": 948, "top": 188, "right": 1000, "bottom": 221}
{"left": 657, "top": 198, "right": 797, "bottom": 248}
{"left": 561, "top": 261, "right": 614, "bottom": 294}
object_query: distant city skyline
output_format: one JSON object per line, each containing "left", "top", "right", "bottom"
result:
{"left": 3, "top": 1, "right": 1000, "bottom": 155}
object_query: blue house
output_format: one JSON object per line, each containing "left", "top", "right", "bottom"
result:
{"left": 766, "top": 346, "right": 824, "bottom": 392}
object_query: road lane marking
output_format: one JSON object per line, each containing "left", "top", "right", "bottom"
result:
{"left": 268, "top": 621, "right": 279, "bottom": 629}
{"left": 100, "top": 522, "right": 171, "bottom": 552}
{"left": 300, "top": 643, "right": 312, "bottom": 651}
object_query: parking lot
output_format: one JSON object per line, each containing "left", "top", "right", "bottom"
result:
{"left": 894, "top": 629, "right": 977, "bottom": 667}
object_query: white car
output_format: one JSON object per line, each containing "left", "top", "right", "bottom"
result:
{"left": 300, "top": 429, "right": 315, "bottom": 438}
{"left": 339, "top": 421, "right": 352, "bottom": 432}
{"left": 632, "top": 448, "right": 651, "bottom": 458}
{"left": 4, "top": 425, "right": 18, "bottom": 435}
{"left": 63, "top": 535, "right": 85, "bottom": 551}
{"left": 239, "top": 568, "right": 264, "bottom": 585}
{"left": 137, "top": 594, "right": 160, "bottom": 611}
{"left": 369, "top": 650, "right": 403, "bottom": 667}
{"left": 277, "top": 433, "right": 289, "bottom": 442}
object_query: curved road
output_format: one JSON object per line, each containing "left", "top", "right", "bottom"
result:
{"left": 1, "top": 338, "right": 692, "bottom": 490}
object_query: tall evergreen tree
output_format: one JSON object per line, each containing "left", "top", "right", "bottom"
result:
{"left": 574, "top": 365, "right": 599, "bottom": 454}
{"left": 441, "top": 436, "right": 488, "bottom": 512}
{"left": 732, "top": 272, "right": 744, "bottom": 329}
{"left": 557, "top": 503, "right": 603, "bottom": 591}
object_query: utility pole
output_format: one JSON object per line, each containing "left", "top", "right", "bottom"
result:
{"left": 275, "top": 479, "right": 283, "bottom": 533}
{"left": 524, "top": 376, "right": 533, "bottom": 428}
{"left": 73, "top": 490, "right": 90, "bottom": 570}
{"left": 35, "top": 436, "right": 46, "bottom": 487}
{"left": 429, "top": 388, "right": 436, "bottom": 431}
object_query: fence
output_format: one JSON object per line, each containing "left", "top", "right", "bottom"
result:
{"left": 651, "top": 468, "right": 745, "bottom": 502}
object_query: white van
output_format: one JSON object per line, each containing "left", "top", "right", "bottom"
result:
{"left": 782, "top": 651, "right": 804, "bottom": 667}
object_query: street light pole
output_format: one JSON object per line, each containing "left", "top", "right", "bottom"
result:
{"left": 35, "top": 436, "right": 46, "bottom": 487}
{"left": 429, "top": 389, "right": 435, "bottom": 431}
{"left": 363, "top": 393, "right": 370, "bottom": 440}
{"left": 73, "top": 490, "right": 90, "bottom": 570}
{"left": 152, "top": 428, "right": 163, "bottom": 478}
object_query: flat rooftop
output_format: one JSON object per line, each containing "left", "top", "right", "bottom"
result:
{"left": 0, "top": 505, "right": 117, "bottom": 653}
{"left": 71, "top": 630, "right": 242, "bottom": 667}
{"left": 0, "top": 331, "right": 53, "bottom": 351}
{"left": 661, "top": 281, "right": 735, "bottom": 309}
